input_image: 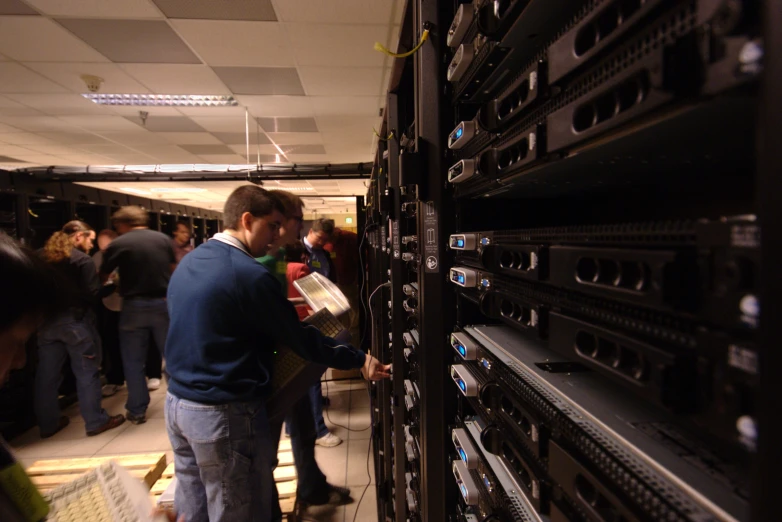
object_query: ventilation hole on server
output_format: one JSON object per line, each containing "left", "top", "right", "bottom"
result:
{"left": 500, "top": 299, "right": 515, "bottom": 318}
{"left": 500, "top": 250, "right": 516, "bottom": 268}
{"left": 501, "top": 395, "right": 516, "bottom": 417}
{"left": 502, "top": 443, "right": 533, "bottom": 490}
{"left": 575, "top": 331, "right": 598, "bottom": 357}
{"left": 616, "top": 75, "right": 649, "bottom": 113}
{"left": 574, "top": 22, "right": 598, "bottom": 56}
{"left": 596, "top": 4, "right": 620, "bottom": 41}
{"left": 597, "top": 337, "right": 620, "bottom": 363}
{"left": 576, "top": 257, "right": 599, "bottom": 282}
{"left": 572, "top": 72, "right": 650, "bottom": 133}
{"left": 596, "top": 259, "right": 620, "bottom": 285}
{"left": 594, "top": 91, "right": 619, "bottom": 124}
{"left": 498, "top": 79, "right": 530, "bottom": 121}
{"left": 616, "top": 346, "right": 646, "bottom": 380}
{"left": 573, "top": 104, "right": 597, "bottom": 132}
{"left": 617, "top": 261, "right": 648, "bottom": 290}
{"left": 520, "top": 415, "right": 532, "bottom": 438}
{"left": 619, "top": 0, "right": 642, "bottom": 19}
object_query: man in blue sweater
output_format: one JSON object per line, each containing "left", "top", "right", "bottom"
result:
{"left": 164, "top": 186, "right": 390, "bottom": 522}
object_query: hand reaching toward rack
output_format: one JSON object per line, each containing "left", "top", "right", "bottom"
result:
{"left": 361, "top": 354, "right": 392, "bottom": 381}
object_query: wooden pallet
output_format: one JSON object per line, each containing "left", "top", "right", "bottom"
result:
{"left": 26, "top": 453, "right": 167, "bottom": 495}
{"left": 151, "top": 438, "right": 298, "bottom": 514}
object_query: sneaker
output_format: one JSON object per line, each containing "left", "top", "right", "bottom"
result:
{"left": 86, "top": 414, "right": 125, "bottom": 437}
{"left": 315, "top": 432, "right": 342, "bottom": 447}
{"left": 299, "top": 484, "right": 353, "bottom": 507}
{"left": 101, "top": 384, "right": 123, "bottom": 397}
{"left": 126, "top": 412, "right": 147, "bottom": 425}
{"left": 41, "top": 416, "right": 70, "bottom": 439}
{"left": 147, "top": 378, "right": 161, "bottom": 391}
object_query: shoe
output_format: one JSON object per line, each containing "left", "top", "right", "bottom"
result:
{"left": 315, "top": 432, "right": 342, "bottom": 447}
{"left": 147, "top": 378, "right": 161, "bottom": 391}
{"left": 40, "top": 416, "right": 70, "bottom": 438}
{"left": 101, "top": 384, "right": 123, "bottom": 397}
{"left": 86, "top": 414, "right": 125, "bottom": 437}
{"left": 126, "top": 412, "right": 147, "bottom": 425}
{"left": 299, "top": 484, "right": 353, "bottom": 507}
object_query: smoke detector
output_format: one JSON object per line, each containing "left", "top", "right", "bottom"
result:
{"left": 81, "top": 74, "right": 104, "bottom": 93}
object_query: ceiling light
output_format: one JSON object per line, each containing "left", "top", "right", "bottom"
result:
{"left": 120, "top": 187, "right": 151, "bottom": 195}
{"left": 265, "top": 187, "right": 314, "bottom": 192}
{"left": 82, "top": 94, "right": 238, "bottom": 107}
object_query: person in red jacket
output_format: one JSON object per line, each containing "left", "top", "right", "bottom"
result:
{"left": 284, "top": 241, "right": 312, "bottom": 321}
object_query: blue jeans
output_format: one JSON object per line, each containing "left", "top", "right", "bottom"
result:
{"left": 165, "top": 393, "right": 280, "bottom": 522}
{"left": 119, "top": 298, "right": 169, "bottom": 417}
{"left": 272, "top": 393, "right": 329, "bottom": 504}
{"left": 34, "top": 315, "right": 110, "bottom": 433}
{"left": 286, "top": 382, "right": 329, "bottom": 439}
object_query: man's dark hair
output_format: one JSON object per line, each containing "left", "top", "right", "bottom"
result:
{"left": 223, "top": 185, "right": 286, "bottom": 230}
{"left": 112, "top": 206, "right": 149, "bottom": 228}
{"left": 175, "top": 220, "right": 191, "bottom": 231}
{"left": 284, "top": 241, "right": 308, "bottom": 263}
{"left": 0, "top": 232, "right": 63, "bottom": 332}
{"left": 312, "top": 218, "right": 335, "bottom": 236}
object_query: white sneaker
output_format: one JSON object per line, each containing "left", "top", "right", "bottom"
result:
{"left": 315, "top": 432, "right": 343, "bottom": 447}
{"left": 101, "top": 384, "right": 122, "bottom": 397}
{"left": 147, "top": 378, "right": 161, "bottom": 391}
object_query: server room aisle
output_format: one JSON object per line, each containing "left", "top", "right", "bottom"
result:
{"left": 7, "top": 378, "right": 377, "bottom": 522}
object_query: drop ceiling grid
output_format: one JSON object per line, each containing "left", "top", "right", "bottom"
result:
{"left": 0, "top": 0, "right": 398, "bottom": 167}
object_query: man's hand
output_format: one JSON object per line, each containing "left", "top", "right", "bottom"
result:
{"left": 361, "top": 355, "right": 391, "bottom": 381}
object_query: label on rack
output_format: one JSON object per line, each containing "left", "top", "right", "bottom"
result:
{"left": 423, "top": 201, "right": 439, "bottom": 273}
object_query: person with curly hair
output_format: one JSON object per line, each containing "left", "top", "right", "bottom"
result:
{"left": 35, "top": 221, "right": 125, "bottom": 438}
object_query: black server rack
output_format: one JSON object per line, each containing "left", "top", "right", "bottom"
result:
{"left": 369, "top": 1, "right": 772, "bottom": 521}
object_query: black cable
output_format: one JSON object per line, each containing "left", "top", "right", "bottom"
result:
{"left": 322, "top": 377, "right": 370, "bottom": 432}
{"left": 351, "top": 381, "right": 374, "bottom": 522}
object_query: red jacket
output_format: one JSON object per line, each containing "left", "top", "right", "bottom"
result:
{"left": 286, "top": 262, "right": 312, "bottom": 321}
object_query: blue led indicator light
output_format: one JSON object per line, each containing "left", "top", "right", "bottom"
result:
{"left": 458, "top": 275, "right": 465, "bottom": 284}
{"left": 458, "top": 448, "right": 467, "bottom": 461}
{"left": 483, "top": 477, "right": 491, "bottom": 488}
{"left": 460, "top": 484, "right": 467, "bottom": 497}
{"left": 457, "top": 239, "right": 465, "bottom": 247}
{"left": 458, "top": 380, "right": 466, "bottom": 391}
{"left": 455, "top": 127, "right": 463, "bottom": 138}
{"left": 482, "top": 359, "right": 490, "bottom": 369}
{"left": 458, "top": 345, "right": 466, "bottom": 356}
{"left": 481, "top": 238, "right": 489, "bottom": 245}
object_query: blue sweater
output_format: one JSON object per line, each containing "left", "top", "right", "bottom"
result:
{"left": 165, "top": 239, "right": 366, "bottom": 404}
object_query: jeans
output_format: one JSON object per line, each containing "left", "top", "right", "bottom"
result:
{"left": 165, "top": 393, "right": 280, "bottom": 522}
{"left": 34, "top": 316, "right": 110, "bottom": 433}
{"left": 272, "top": 393, "right": 329, "bottom": 504}
{"left": 119, "top": 298, "right": 169, "bottom": 417}
{"left": 100, "top": 306, "right": 163, "bottom": 385}
{"left": 308, "top": 382, "right": 329, "bottom": 439}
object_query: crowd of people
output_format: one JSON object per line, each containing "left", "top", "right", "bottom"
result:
{"left": 0, "top": 186, "right": 384, "bottom": 522}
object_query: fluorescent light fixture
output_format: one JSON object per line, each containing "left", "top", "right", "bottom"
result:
{"left": 265, "top": 186, "right": 313, "bottom": 191}
{"left": 82, "top": 94, "right": 238, "bottom": 107}
{"left": 120, "top": 187, "right": 151, "bottom": 195}
{"left": 149, "top": 187, "right": 208, "bottom": 193}
{"left": 345, "top": 217, "right": 353, "bottom": 224}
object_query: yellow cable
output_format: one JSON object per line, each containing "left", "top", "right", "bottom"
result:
{"left": 373, "top": 128, "right": 394, "bottom": 141}
{"left": 28, "top": 208, "right": 39, "bottom": 218}
{"left": 374, "top": 29, "right": 429, "bottom": 58}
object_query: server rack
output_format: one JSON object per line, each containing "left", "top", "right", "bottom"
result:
{"left": 369, "top": 1, "right": 769, "bottom": 521}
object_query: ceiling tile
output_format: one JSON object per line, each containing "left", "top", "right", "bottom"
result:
{"left": 124, "top": 115, "right": 204, "bottom": 132}
{"left": 311, "top": 96, "right": 383, "bottom": 117}
{"left": 0, "top": 122, "right": 22, "bottom": 132}
{"left": 316, "top": 115, "right": 381, "bottom": 134}
{"left": 153, "top": 0, "right": 276, "bottom": 21}
{"left": 25, "top": 62, "right": 151, "bottom": 94}
{"left": 0, "top": 0, "right": 39, "bottom": 15}
{"left": 285, "top": 154, "right": 329, "bottom": 164}
{"left": 19, "top": 144, "right": 81, "bottom": 156}
{"left": 286, "top": 23, "right": 390, "bottom": 67}
{"left": 104, "top": 153, "right": 158, "bottom": 164}
{"left": 38, "top": 132, "right": 111, "bottom": 145}
{"left": 0, "top": 144, "right": 34, "bottom": 155}
{"left": 0, "top": 155, "right": 27, "bottom": 163}
{"left": 121, "top": 64, "right": 230, "bottom": 94}
{"left": 179, "top": 144, "right": 234, "bottom": 155}
{"left": 271, "top": 0, "right": 395, "bottom": 24}
{"left": 77, "top": 143, "right": 140, "bottom": 154}
{"left": 257, "top": 117, "right": 317, "bottom": 133}
{"left": 174, "top": 105, "right": 247, "bottom": 117}
{"left": 0, "top": 95, "right": 44, "bottom": 116}
{"left": 0, "top": 63, "right": 68, "bottom": 93}
{"left": 0, "top": 17, "right": 109, "bottom": 62}
{"left": 141, "top": 144, "right": 200, "bottom": 161}
{"left": 212, "top": 67, "right": 304, "bottom": 95}
{"left": 278, "top": 144, "right": 326, "bottom": 154}
{"left": 6, "top": 93, "right": 113, "bottom": 116}
{"left": 57, "top": 153, "right": 116, "bottom": 165}
{"left": 107, "top": 105, "right": 182, "bottom": 116}
{"left": 158, "top": 132, "right": 222, "bottom": 144}
{"left": 0, "top": 116, "right": 73, "bottom": 131}
{"left": 299, "top": 67, "right": 384, "bottom": 96}
{"left": 171, "top": 20, "right": 293, "bottom": 67}
{"left": 58, "top": 115, "right": 144, "bottom": 132}
{"left": 2, "top": 153, "right": 63, "bottom": 165}
{"left": 228, "top": 143, "right": 280, "bottom": 155}
{"left": 266, "top": 132, "right": 323, "bottom": 145}
{"left": 237, "top": 95, "right": 313, "bottom": 117}
{"left": 0, "top": 132, "right": 57, "bottom": 145}
{"left": 213, "top": 131, "right": 271, "bottom": 145}
{"left": 56, "top": 19, "right": 200, "bottom": 64}
{"left": 190, "top": 116, "right": 248, "bottom": 133}
{"left": 196, "top": 154, "right": 249, "bottom": 164}
{"left": 91, "top": 131, "right": 161, "bottom": 145}
{"left": 25, "top": 0, "right": 163, "bottom": 18}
